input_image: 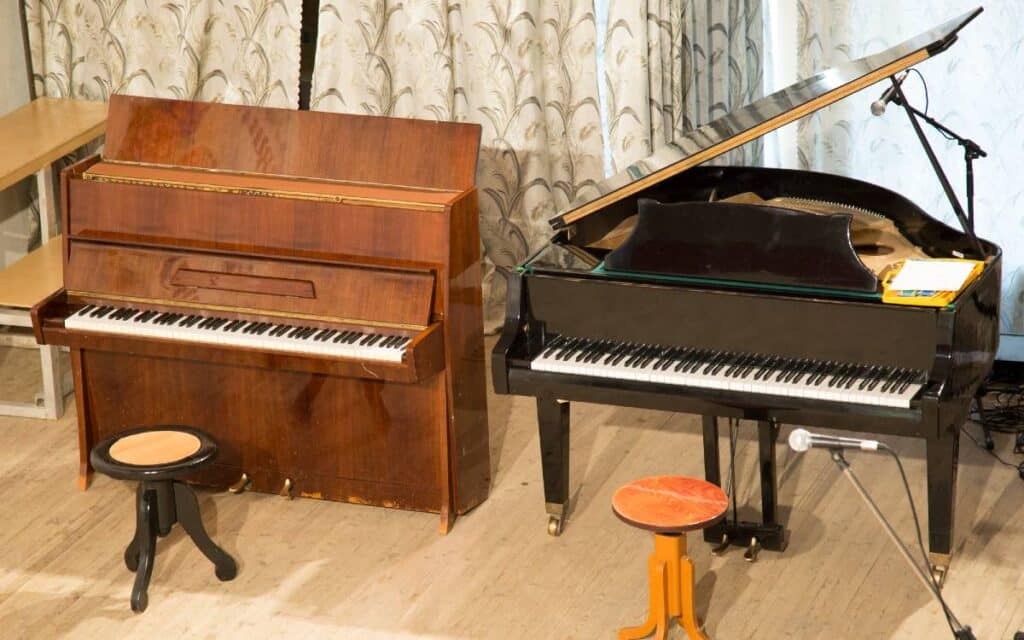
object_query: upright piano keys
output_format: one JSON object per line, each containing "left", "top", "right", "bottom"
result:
{"left": 33, "top": 95, "right": 491, "bottom": 533}
{"left": 493, "top": 9, "right": 998, "bottom": 579}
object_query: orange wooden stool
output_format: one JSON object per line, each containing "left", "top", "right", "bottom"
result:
{"left": 613, "top": 476, "right": 728, "bottom": 640}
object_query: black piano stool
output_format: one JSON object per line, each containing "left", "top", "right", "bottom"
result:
{"left": 90, "top": 425, "right": 237, "bottom": 612}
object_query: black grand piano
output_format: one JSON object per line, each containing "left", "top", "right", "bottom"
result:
{"left": 492, "top": 9, "right": 999, "bottom": 583}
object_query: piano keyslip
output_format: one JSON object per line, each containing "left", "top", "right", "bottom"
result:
{"left": 65, "top": 305, "right": 411, "bottom": 363}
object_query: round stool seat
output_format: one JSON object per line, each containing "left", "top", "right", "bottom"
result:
{"left": 91, "top": 426, "right": 218, "bottom": 482}
{"left": 612, "top": 475, "right": 728, "bottom": 534}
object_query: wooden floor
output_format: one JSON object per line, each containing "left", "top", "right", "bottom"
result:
{"left": 1, "top": 341, "right": 1023, "bottom": 639}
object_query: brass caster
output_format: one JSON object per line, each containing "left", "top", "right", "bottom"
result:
{"left": 743, "top": 537, "right": 761, "bottom": 563}
{"left": 711, "top": 533, "right": 731, "bottom": 556}
{"left": 547, "top": 515, "right": 563, "bottom": 536}
{"left": 930, "top": 563, "right": 948, "bottom": 589}
{"left": 228, "top": 473, "right": 252, "bottom": 494}
{"left": 280, "top": 477, "right": 294, "bottom": 499}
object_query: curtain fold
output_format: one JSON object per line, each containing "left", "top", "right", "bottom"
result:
{"left": 312, "top": 0, "right": 606, "bottom": 329}
{"left": 791, "top": 0, "right": 1024, "bottom": 336}
{"left": 602, "top": 0, "right": 764, "bottom": 172}
{"left": 24, "top": 0, "right": 301, "bottom": 107}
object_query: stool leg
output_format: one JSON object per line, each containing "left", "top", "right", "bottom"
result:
{"left": 154, "top": 481, "right": 177, "bottom": 537}
{"left": 619, "top": 558, "right": 668, "bottom": 640}
{"left": 130, "top": 488, "right": 157, "bottom": 612}
{"left": 124, "top": 484, "right": 145, "bottom": 572}
{"left": 172, "top": 482, "right": 237, "bottom": 581}
{"left": 677, "top": 551, "right": 707, "bottom": 639}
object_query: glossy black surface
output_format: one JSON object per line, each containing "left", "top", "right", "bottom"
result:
{"left": 603, "top": 199, "right": 878, "bottom": 292}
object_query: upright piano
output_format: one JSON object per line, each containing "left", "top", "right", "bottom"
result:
{"left": 33, "top": 95, "right": 491, "bottom": 533}
{"left": 493, "top": 9, "right": 999, "bottom": 578}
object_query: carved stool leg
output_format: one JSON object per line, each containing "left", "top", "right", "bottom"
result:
{"left": 620, "top": 534, "right": 707, "bottom": 640}
{"left": 172, "top": 482, "right": 237, "bottom": 581}
{"left": 676, "top": 543, "right": 708, "bottom": 639}
{"left": 130, "top": 487, "right": 157, "bottom": 612}
{"left": 619, "top": 558, "right": 668, "bottom": 640}
{"left": 124, "top": 483, "right": 145, "bottom": 572}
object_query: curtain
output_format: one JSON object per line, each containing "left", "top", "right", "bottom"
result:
{"left": 313, "top": 0, "right": 765, "bottom": 328}
{"left": 787, "top": 0, "right": 1024, "bottom": 338}
{"left": 23, "top": 0, "right": 301, "bottom": 107}
{"left": 312, "top": 0, "right": 606, "bottom": 329}
{"left": 602, "top": 0, "right": 764, "bottom": 172}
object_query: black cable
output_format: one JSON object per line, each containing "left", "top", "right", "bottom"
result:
{"left": 962, "top": 423, "right": 1024, "bottom": 476}
{"left": 726, "top": 418, "right": 740, "bottom": 525}
{"left": 879, "top": 444, "right": 960, "bottom": 637}
{"left": 908, "top": 67, "right": 930, "bottom": 117}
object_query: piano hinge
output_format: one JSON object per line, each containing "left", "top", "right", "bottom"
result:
{"left": 65, "top": 290, "right": 428, "bottom": 331}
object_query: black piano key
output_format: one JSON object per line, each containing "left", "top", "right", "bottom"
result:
{"left": 867, "top": 367, "right": 892, "bottom": 391}
{"left": 344, "top": 331, "right": 362, "bottom": 344}
{"left": 332, "top": 330, "right": 351, "bottom": 342}
{"left": 541, "top": 336, "right": 566, "bottom": 358}
{"left": 556, "top": 338, "right": 582, "bottom": 360}
{"left": 314, "top": 328, "right": 332, "bottom": 341}
{"left": 581, "top": 341, "right": 605, "bottom": 363}
{"left": 573, "top": 339, "right": 595, "bottom": 361}
{"left": 78, "top": 304, "right": 96, "bottom": 316}
{"left": 367, "top": 334, "right": 383, "bottom": 346}
{"left": 624, "top": 345, "right": 648, "bottom": 368}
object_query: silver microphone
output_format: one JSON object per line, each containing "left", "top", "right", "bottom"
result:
{"left": 870, "top": 71, "right": 909, "bottom": 116}
{"left": 788, "top": 428, "right": 883, "bottom": 453}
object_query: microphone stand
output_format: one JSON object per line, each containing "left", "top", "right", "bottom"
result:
{"left": 888, "top": 76, "right": 987, "bottom": 258}
{"left": 829, "top": 450, "right": 975, "bottom": 639}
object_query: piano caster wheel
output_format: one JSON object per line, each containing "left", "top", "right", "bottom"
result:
{"left": 930, "top": 563, "right": 948, "bottom": 588}
{"left": 228, "top": 473, "right": 252, "bottom": 494}
{"left": 743, "top": 537, "right": 761, "bottom": 563}
{"left": 280, "top": 478, "right": 294, "bottom": 499}
{"left": 711, "top": 534, "right": 731, "bottom": 556}
{"left": 547, "top": 516, "right": 563, "bottom": 537}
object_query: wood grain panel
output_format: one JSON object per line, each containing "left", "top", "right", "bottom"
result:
{"left": 103, "top": 95, "right": 480, "bottom": 190}
{"left": 65, "top": 242, "right": 435, "bottom": 327}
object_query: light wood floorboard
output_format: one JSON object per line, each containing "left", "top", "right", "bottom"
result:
{"left": 0, "top": 342, "right": 1022, "bottom": 639}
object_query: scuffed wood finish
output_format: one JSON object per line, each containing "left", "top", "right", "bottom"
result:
{"left": 35, "top": 95, "right": 490, "bottom": 529}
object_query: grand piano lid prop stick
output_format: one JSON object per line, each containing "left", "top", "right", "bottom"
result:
{"left": 493, "top": 7, "right": 999, "bottom": 584}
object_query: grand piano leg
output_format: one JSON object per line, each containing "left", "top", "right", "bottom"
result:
{"left": 701, "top": 416, "right": 788, "bottom": 557}
{"left": 925, "top": 433, "right": 958, "bottom": 585}
{"left": 537, "top": 396, "right": 570, "bottom": 536}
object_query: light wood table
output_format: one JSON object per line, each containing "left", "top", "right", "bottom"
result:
{"left": 0, "top": 98, "right": 107, "bottom": 419}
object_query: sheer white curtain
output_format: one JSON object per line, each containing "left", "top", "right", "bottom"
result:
{"left": 766, "top": 0, "right": 1024, "bottom": 351}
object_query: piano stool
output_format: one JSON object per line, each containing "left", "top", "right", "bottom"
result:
{"left": 90, "top": 426, "right": 237, "bottom": 612}
{"left": 0, "top": 97, "right": 107, "bottom": 419}
{"left": 612, "top": 476, "right": 728, "bottom": 640}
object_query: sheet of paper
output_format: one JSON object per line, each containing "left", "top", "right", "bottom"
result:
{"left": 888, "top": 259, "right": 976, "bottom": 292}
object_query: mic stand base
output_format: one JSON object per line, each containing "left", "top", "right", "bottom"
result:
{"left": 829, "top": 449, "right": 971, "bottom": 637}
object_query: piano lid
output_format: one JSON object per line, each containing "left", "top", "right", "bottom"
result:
{"left": 550, "top": 7, "right": 982, "bottom": 230}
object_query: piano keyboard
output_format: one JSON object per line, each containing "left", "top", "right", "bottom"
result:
{"left": 66, "top": 305, "right": 411, "bottom": 363}
{"left": 531, "top": 336, "right": 926, "bottom": 408}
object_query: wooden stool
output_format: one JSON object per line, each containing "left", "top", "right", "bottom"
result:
{"left": 612, "top": 476, "right": 728, "bottom": 640}
{"left": 90, "top": 426, "right": 237, "bottom": 612}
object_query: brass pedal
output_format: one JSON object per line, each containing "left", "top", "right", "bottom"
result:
{"left": 228, "top": 472, "right": 252, "bottom": 494}
{"left": 280, "top": 477, "right": 294, "bottom": 499}
{"left": 711, "top": 534, "right": 731, "bottom": 556}
{"left": 743, "top": 537, "right": 761, "bottom": 563}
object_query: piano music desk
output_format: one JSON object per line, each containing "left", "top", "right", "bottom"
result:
{"left": 0, "top": 98, "right": 107, "bottom": 419}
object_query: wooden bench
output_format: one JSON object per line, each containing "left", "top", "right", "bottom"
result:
{"left": 0, "top": 98, "right": 106, "bottom": 419}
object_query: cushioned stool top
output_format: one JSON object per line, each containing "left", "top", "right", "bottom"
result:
{"left": 612, "top": 476, "right": 728, "bottom": 533}
{"left": 109, "top": 431, "right": 202, "bottom": 466}
{"left": 91, "top": 426, "right": 218, "bottom": 482}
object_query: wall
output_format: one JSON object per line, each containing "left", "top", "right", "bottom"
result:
{"left": 0, "top": 3, "right": 34, "bottom": 267}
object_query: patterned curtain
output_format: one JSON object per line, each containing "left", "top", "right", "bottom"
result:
{"left": 602, "top": 0, "right": 764, "bottom": 172}
{"left": 23, "top": 0, "right": 301, "bottom": 107}
{"left": 312, "top": 0, "right": 606, "bottom": 329}
{"left": 790, "top": 0, "right": 1024, "bottom": 338}
{"left": 313, "top": 0, "right": 765, "bottom": 328}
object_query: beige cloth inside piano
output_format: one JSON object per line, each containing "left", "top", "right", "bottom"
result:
{"left": 587, "top": 192, "right": 929, "bottom": 278}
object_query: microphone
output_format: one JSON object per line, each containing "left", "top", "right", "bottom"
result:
{"left": 788, "top": 428, "right": 883, "bottom": 453}
{"left": 870, "top": 71, "right": 909, "bottom": 116}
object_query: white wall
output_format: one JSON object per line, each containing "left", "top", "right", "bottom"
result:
{"left": 0, "top": 3, "right": 35, "bottom": 267}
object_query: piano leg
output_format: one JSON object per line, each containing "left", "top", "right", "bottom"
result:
{"left": 926, "top": 433, "right": 958, "bottom": 585}
{"left": 71, "top": 348, "right": 93, "bottom": 491}
{"left": 536, "top": 396, "right": 570, "bottom": 536}
{"left": 701, "top": 416, "right": 788, "bottom": 556}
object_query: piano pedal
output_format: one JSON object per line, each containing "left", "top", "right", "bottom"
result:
{"left": 743, "top": 537, "right": 761, "bottom": 563}
{"left": 711, "top": 533, "right": 731, "bottom": 556}
{"left": 228, "top": 472, "right": 252, "bottom": 494}
{"left": 280, "top": 477, "right": 294, "bottom": 499}
{"left": 547, "top": 515, "right": 564, "bottom": 537}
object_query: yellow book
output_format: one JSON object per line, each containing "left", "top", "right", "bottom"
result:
{"left": 880, "top": 259, "right": 985, "bottom": 307}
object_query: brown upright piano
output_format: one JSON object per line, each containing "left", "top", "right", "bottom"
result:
{"left": 32, "top": 95, "right": 490, "bottom": 533}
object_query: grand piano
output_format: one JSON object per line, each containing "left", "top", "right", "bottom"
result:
{"left": 493, "top": 9, "right": 999, "bottom": 581}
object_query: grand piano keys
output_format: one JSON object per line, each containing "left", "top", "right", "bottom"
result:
{"left": 32, "top": 96, "right": 491, "bottom": 533}
{"left": 492, "top": 8, "right": 998, "bottom": 579}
